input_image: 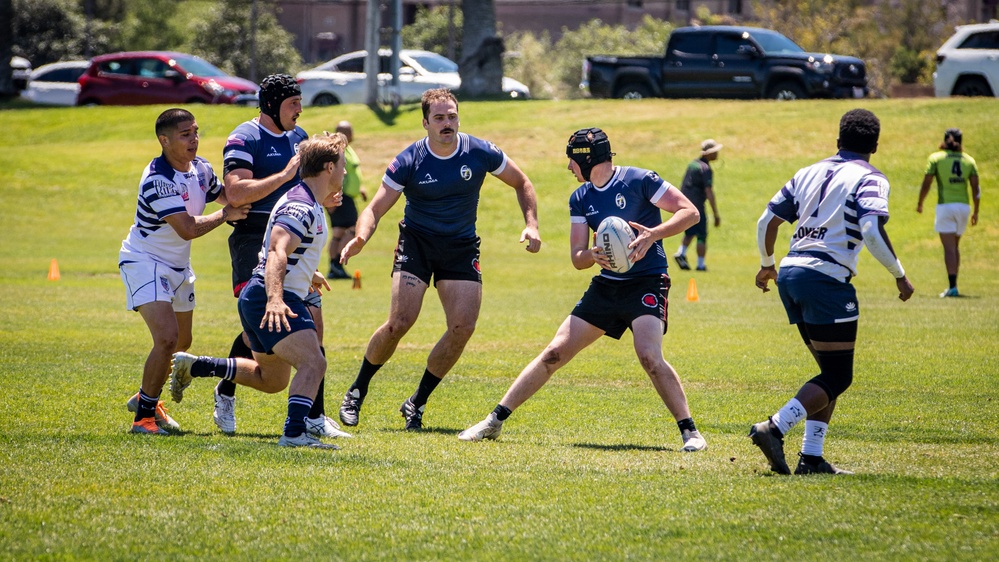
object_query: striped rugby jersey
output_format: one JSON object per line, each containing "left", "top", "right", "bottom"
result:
{"left": 768, "top": 151, "right": 890, "bottom": 282}
{"left": 252, "top": 183, "right": 327, "bottom": 299}
{"left": 119, "top": 155, "right": 221, "bottom": 269}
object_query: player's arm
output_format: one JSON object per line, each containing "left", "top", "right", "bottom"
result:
{"left": 164, "top": 203, "right": 250, "bottom": 241}
{"left": 570, "top": 221, "right": 609, "bottom": 270}
{"left": 860, "top": 214, "right": 914, "bottom": 302}
{"left": 916, "top": 174, "right": 934, "bottom": 213}
{"left": 705, "top": 186, "right": 720, "bottom": 227}
{"left": 755, "top": 208, "right": 784, "bottom": 293}
{"left": 970, "top": 174, "right": 980, "bottom": 225}
{"left": 261, "top": 225, "right": 301, "bottom": 332}
{"left": 627, "top": 186, "right": 698, "bottom": 263}
{"left": 223, "top": 153, "right": 301, "bottom": 208}
{"left": 340, "top": 183, "right": 402, "bottom": 264}
{"left": 494, "top": 158, "right": 541, "bottom": 253}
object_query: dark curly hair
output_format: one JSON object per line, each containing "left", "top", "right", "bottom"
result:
{"left": 838, "top": 109, "right": 880, "bottom": 154}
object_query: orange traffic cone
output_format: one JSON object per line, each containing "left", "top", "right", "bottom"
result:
{"left": 685, "top": 277, "right": 699, "bottom": 302}
{"left": 352, "top": 270, "right": 361, "bottom": 289}
{"left": 47, "top": 259, "right": 61, "bottom": 281}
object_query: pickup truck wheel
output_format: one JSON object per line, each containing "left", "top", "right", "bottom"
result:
{"left": 952, "top": 77, "right": 994, "bottom": 97}
{"left": 616, "top": 83, "right": 651, "bottom": 100}
{"left": 768, "top": 81, "right": 805, "bottom": 100}
{"left": 313, "top": 93, "right": 341, "bottom": 106}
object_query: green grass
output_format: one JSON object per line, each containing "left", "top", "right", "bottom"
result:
{"left": 0, "top": 98, "right": 997, "bottom": 560}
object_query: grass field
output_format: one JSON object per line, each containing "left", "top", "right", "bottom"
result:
{"left": 0, "top": 98, "right": 996, "bottom": 560}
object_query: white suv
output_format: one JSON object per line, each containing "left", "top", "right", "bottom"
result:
{"left": 934, "top": 22, "right": 999, "bottom": 97}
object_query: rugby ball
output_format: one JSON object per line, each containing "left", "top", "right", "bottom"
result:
{"left": 595, "top": 216, "right": 636, "bottom": 273}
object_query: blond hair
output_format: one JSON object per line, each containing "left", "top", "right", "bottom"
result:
{"left": 298, "top": 132, "right": 347, "bottom": 178}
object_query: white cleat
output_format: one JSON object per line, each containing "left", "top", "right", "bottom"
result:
{"left": 681, "top": 429, "right": 707, "bottom": 452}
{"left": 458, "top": 413, "right": 503, "bottom": 442}
{"left": 305, "top": 415, "right": 353, "bottom": 438}
{"left": 169, "top": 352, "right": 195, "bottom": 403}
{"left": 278, "top": 432, "right": 340, "bottom": 449}
{"left": 213, "top": 385, "right": 236, "bottom": 434}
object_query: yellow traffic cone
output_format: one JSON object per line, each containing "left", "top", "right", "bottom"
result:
{"left": 686, "top": 277, "right": 699, "bottom": 302}
{"left": 352, "top": 270, "right": 362, "bottom": 289}
{"left": 47, "top": 258, "right": 61, "bottom": 281}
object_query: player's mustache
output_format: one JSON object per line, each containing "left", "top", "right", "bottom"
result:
{"left": 441, "top": 128, "right": 454, "bottom": 134}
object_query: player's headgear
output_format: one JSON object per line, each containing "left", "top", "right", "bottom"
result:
{"left": 259, "top": 74, "right": 301, "bottom": 132}
{"left": 566, "top": 127, "right": 614, "bottom": 182}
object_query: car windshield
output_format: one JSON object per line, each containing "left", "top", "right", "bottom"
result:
{"left": 172, "top": 54, "right": 228, "bottom": 77}
{"left": 750, "top": 30, "right": 805, "bottom": 54}
{"left": 407, "top": 52, "right": 458, "bottom": 74}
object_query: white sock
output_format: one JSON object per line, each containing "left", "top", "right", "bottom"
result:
{"left": 801, "top": 420, "right": 828, "bottom": 457}
{"left": 697, "top": 256, "right": 706, "bottom": 268}
{"left": 772, "top": 398, "right": 806, "bottom": 435}
{"left": 677, "top": 244, "right": 688, "bottom": 256}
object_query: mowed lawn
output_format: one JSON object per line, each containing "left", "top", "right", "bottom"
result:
{"left": 0, "top": 98, "right": 996, "bottom": 560}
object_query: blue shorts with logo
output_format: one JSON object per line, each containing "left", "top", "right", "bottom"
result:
{"left": 777, "top": 266, "right": 859, "bottom": 325}
{"left": 237, "top": 275, "right": 316, "bottom": 354}
{"left": 571, "top": 274, "right": 670, "bottom": 340}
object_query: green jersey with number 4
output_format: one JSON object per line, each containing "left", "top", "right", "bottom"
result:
{"left": 925, "top": 150, "right": 978, "bottom": 205}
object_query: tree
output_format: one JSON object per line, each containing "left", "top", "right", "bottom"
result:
{"left": 189, "top": 0, "right": 302, "bottom": 80}
{"left": 402, "top": 4, "right": 463, "bottom": 59}
{"left": 459, "top": 0, "right": 503, "bottom": 98}
{"left": 0, "top": 0, "right": 13, "bottom": 96}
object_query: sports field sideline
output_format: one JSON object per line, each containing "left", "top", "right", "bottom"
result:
{"left": 0, "top": 98, "right": 995, "bottom": 560}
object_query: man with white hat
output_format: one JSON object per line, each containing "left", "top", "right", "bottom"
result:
{"left": 674, "top": 139, "right": 722, "bottom": 271}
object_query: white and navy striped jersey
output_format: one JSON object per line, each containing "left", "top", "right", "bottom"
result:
{"left": 252, "top": 183, "right": 327, "bottom": 299}
{"left": 119, "top": 155, "right": 221, "bottom": 269}
{"left": 382, "top": 132, "right": 507, "bottom": 238}
{"left": 223, "top": 119, "right": 308, "bottom": 217}
{"left": 569, "top": 166, "right": 674, "bottom": 279}
{"left": 768, "top": 151, "right": 891, "bottom": 282}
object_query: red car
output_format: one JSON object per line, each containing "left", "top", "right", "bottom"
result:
{"left": 77, "top": 51, "right": 258, "bottom": 105}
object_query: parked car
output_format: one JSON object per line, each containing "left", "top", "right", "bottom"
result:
{"left": 297, "top": 49, "right": 530, "bottom": 106}
{"left": 77, "top": 51, "right": 258, "bottom": 106}
{"left": 11, "top": 56, "right": 31, "bottom": 90}
{"left": 934, "top": 22, "right": 999, "bottom": 97}
{"left": 582, "top": 26, "right": 868, "bottom": 100}
{"left": 20, "top": 61, "right": 89, "bottom": 106}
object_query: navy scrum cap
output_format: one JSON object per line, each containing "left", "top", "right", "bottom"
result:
{"left": 259, "top": 74, "right": 301, "bottom": 131}
{"left": 567, "top": 128, "right": 614, "bottom": 181}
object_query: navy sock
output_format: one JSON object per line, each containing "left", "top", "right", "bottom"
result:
{"left": 191, "top": 356, "right": 235, "bottom": 379}
{"left": 493, "top": 404, "right": 512, "bottom": 421}
{"left": 677, "top": 417, "right": 697, "bottom": 433}
{"left": 410, "top": 369, "right": 442, "bottom": 408}
{"left": 350, "top": 357, "right": 383, "bottom": 398}
{"left": 135, "top": 389, "right": 158, "bottom": 421}
{"left": 220, "top": 333, "right": 252, "bottom": 397}
{"left": 948, "top": 274, "right": 957, "bottom": 289}
{"left": 801, "top": 453, "right": 824, "bottom": 464}
{"left": 284, "top": 395, "right": 314, "bottom": 437}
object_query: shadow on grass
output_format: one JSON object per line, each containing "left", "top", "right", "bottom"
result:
{"left": 572, "top": 442, "right": 670, "bottom": 453}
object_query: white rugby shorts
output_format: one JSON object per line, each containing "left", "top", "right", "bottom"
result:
{"left": 120, "top": 260, "right": 196, "bottom": 312}
{"left": 935, "top": 203, "right": 971, "bottom": 235}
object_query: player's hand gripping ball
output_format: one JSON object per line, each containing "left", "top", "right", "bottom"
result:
{"left": 595, "top": 216, "right": 636, "bottom": 273}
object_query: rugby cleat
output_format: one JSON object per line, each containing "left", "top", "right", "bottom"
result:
{"left": 278, "top": 432, "right": 340, "bottom": 449}
{"left": 169, "top": 352, "right": 196, "bottom": 403}
{"left": 749, "top": 418, "right": 791, "bottom": 475}
{"left": 458, "top": 413, "right": 503, "bottom": 442}
{"left": 680, "top": 429, "right": 707, "bottom": 452}
{"left": 126, "top": 393, "right": 180, "bottom": 431}
{"left": 400, "top": 398, "right": 425, "bottom": 431}
{"left": 130, "top": 417, "right": 168, "bottom": 435}
{"left": 939, "top": 287, "right": 959, "bottom": 298}
{"left": 673, "top": 253, "right": 691, "bottom": 270}
{"left": 794, "top": 453, "right": 854, "bottom": 475}
{"left": 213, "top": 385, "right": 237, "bottom": 434}
{"left": 305, "top": 415, "right": 353, "bottom": 438}
{"left": 339, "top": 389, "right": 363, "bottom": 427}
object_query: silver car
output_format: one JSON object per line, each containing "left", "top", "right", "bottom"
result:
{"left": 20, "top": 61, "right": 90, "bottom": 106}
{"left": 297, "top": 49, "right": 530, "bottom": 106}
{"left": 934, "top": 22, "right": 999, "bottom": 97}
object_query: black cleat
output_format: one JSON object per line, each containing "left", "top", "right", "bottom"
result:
{"left": 673, "top": 253, "right": 690, "bottom": 270}
{"left": 794, "top": 453, "right": 854, "bottom": 475}
{"left": 749, "top": 419, "right": 791, "bottom": 475}
{"left": 339, "top": 389, "right": 363, "bottom": 427}
{"left": 400, "top": 398, "right": 425, "bottom": 431}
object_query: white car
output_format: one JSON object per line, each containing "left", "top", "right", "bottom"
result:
{"left": 934, "top": 22, "right": 999, "bottom": 97}
{"left": 20, "top": 61, "right": 90, "bottom": 106}
{"left": 297, "top": 49, "right": 530, "bottom": 106}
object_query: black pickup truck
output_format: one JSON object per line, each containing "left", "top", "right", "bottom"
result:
{"left": 582, "top": 26, "right": 868, "bottom": 100}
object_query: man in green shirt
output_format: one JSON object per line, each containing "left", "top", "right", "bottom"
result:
{"left": 917, "top": 128, "right": 981, "bottom": 297}
{"left": 327, "top": 121, "right": 368, "bottom": 279}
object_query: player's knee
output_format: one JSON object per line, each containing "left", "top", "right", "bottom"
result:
{"left": 153, "top": 331, "right": 179, "bottom": 352}
{"left": 808, "top": 349, "right": 854, "bottom": 400}
{"left": 449, "top": 320, "right": 476, "bottom": 342}
{"left": 635, "top": 348, "right": 664, "bottom": 374}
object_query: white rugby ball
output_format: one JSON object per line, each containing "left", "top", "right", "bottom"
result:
{"left": 595, "top": 216, "right": 636, "bottom": 273}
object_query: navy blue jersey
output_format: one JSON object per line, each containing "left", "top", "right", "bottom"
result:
{"left": 569, "top": 166, "right": 675, "bottom": 279}
{"left": 382, "top": 132, "right": 507, "bottom": 238}
{"left": 223, "top": 119, "right": 308, "bottom": 216}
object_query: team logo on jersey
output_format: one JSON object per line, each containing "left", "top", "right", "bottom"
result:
{"left": 160, "top": 276, "right": 171, "bottom": 293}
{"left": 845, "top": 301, "right": 857, "bottom": 312}
{"left": 585, "top": 205, "right": 598, "bottom": 217}
{"left": 418, "top": 173, "right": 437, "bottom": 185}
{"left": 488, "top": 142, "right": 501, "bottom": 154}
{"left": 641, "top": 294, "right": 658, "bottom": 308}
{"left": 294, "top": 142, "right": 300, "bottom": 154}
{"left": 648, "top": 171, "right": 660, "bottom": 182}
{"left": 152, "top": 180, "right": 176, "bottom": 197}
{"left": 188, "top": 292, "right": 195, "bottom": 303}
{"left": 266, "top": 146, "right": 282, "bottom": 157}
{"left": 615, "top": 193, "right": 627, "bottom": 209}
{"left": 460, "top": 165, "right": 472, "bottom": 181}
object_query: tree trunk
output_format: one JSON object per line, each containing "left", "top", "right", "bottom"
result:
{"left": 459, "top": 0, "right": 503, "bottom": 98}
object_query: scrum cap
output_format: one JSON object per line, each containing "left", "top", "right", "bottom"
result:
{"left": 259, "top": 74, "right": 301, "bottom": 132}
{"left": 566, "top": 128, "right": 614, "bottom": 181}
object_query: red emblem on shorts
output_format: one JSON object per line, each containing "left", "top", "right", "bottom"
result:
{"left": 472, "top": 258, "right": 481, "bottom": 273}
{"left": 642, "top": 293, "right": 658, "bottom": 308}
